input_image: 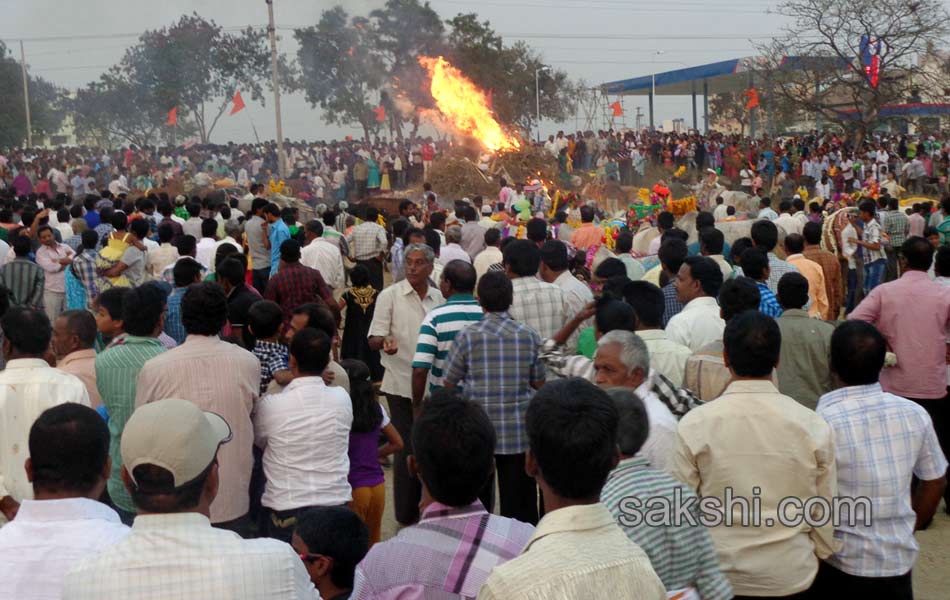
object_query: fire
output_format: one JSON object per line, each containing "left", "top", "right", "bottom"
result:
{"left": 418, "top": 55, "right": 520, "bottom": 152}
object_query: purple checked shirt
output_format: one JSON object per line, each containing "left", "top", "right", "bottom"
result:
{"left": 351, "top": 500, "right": 534, "bottom": 600}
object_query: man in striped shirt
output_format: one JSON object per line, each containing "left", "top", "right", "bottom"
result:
{"left": 95, "top": 283, "right": 168, "bottom": 524}
{"left": 0, "top": 236, "right": 44, "bottom": 310}
{"left": 411, "top": 260, "right": 483, "bottom": 407}
{"left": 601, "top": 388, "right": 733, "bottom": 600}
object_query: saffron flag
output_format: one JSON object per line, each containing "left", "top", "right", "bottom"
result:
{"left": 373, "top": 105, "right": 386, "bottom": 122}
{"left": 744, "top": 88, "right": 760, "bottom": 110}
{"left": 610, "top": 101, "right": 624, "bottom": 117}
{"left": 230, "top": 91, "right": 246, "bottom": 115}
{"left": 165, "top": 107, "right": 177, "bottom": 126}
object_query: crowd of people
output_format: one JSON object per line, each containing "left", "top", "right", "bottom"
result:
{"left": 0, "top": 125, "right": 949, "bottom": 600}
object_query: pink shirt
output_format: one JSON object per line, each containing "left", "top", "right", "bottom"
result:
{"left": 908, "top": 213, "right": 926, "bottom": 238}
{"left": 850, "top": 270, "right": 950, "bottom": 399}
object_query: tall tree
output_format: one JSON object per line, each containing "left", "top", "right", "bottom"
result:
{"left": 369, "top": 0, "right": 446, "bottom": 140}
{"left": 108, "top": 14, "right": 287, "bottom": 144}
{"left": 0, "top": 42, "right": 66, "bottom": 148}
{"left": 295, "top": 7, "right": 386, "bottom": 142}
{"left": 757, "top": 0, "right": 950, "bottom": 142}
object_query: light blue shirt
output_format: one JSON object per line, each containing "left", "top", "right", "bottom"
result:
{"left": 268, "top": 220, "right": 291, "bottom": 273}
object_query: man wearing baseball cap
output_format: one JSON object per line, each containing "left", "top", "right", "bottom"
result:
{"left": 63, "top": 399, "right": 318, "bottom": 599}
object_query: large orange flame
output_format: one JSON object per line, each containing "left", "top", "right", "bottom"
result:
{"left": 418, "top": 55, "right": 520, "bottom": 152}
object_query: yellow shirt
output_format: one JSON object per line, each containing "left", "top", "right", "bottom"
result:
{"left": 787, "top": 254, "right": 829, "bottom": 320}
{"left": 671, "top": 379, "right": 839, "bottom": 597}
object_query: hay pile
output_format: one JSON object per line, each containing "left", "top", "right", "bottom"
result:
{"left": 427, "top": 145, "right": 561, "bottom": 200}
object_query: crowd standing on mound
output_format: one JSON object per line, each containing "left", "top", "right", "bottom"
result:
{"left": 0, "top": 128, "right": 949, "bottom": 600}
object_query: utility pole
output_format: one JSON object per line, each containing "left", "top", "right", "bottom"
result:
{"left": 266, "top": 0, "right": 287, "bottom": 179}
{"left": 19, "top": 40, "right": 32, "bottom": 148}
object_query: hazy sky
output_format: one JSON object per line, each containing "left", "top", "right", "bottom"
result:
{"left": 4, "top": 0, "right": 792, "bottom": 143}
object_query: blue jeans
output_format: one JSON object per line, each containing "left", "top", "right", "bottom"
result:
{"left": 846, "top": 268, "right": 858, "bottom": 313}
{"left": 863, "top": 258, "right": 886, "bottom": 294}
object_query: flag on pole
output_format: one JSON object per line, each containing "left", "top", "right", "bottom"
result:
{"left": 230, "top": 91, "right": 246, "bottom": 115}
{"left": 373, "top": 105, "right": 386, "bottom": 122}
{"left": 165, "top": 107, "right": 177, "bottom": 126}
{"left": 610, "top": 101, "right": 624, "bottom": 117}
{"left": 743, "top": 88, "right": 760, "bottom": 109}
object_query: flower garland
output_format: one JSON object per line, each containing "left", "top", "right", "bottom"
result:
{"left": 667, "top": 196, "right": 697, "bottom": 217}
{"left": 673, "top": 165, "right": 687, "bottom": 178}
{"left": 268, "top": 178, "right": 286, "bottom": 195}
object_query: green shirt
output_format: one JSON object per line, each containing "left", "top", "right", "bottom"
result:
{"left": 775, "top": 309, "right": 835, "bottom": 410}
{"left": 601, "top": 456, "right": 733, "bottom": 599}
{"left": 95, "top": 335, "right": 167, "bottom": 512}
{"left": 576, "top": 326, "right": 597, "bottom": 359}
{"left": 411, "top": 294, "right": 484, "bottom": 391}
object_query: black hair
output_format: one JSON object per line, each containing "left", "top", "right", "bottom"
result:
{"left": 526, "top": 378, "right": 618, "bottom": 499}
{"left": 290, "top": 303, "right": 336, "bottom": 339}
{"left": 718, "top": 276, "right": 761, "bottom": 321}
{"left": 217, "top": 256, "right": 247, "bottom": 286}
{"left": 157, "top": 222, "right": 175, "bottom": 244}
{"left": 340, "top": 359, "right": 382, "bottom": 433}
{"left": 778, "top": 200, "right": 791, "bottom": 213}
{"left": 803, "top": 221, "right": 822, "bottom": 245}
{"left": 349, "top": 264, "right": 370, "bottom": 287}
{"left": 594, "top": 257, "right": 627, "bottom": 280}
{"left": 60, "top": 309, "right": 97, "bottom": 348}
{"left": 290, "top": 327, "right": 332, "bottom": 375}
{"left": 700, "top": 227, "right": 724, "bottom": 255}
{"left": 662, "top": 228, "right": 689, "bottom": 243}
{"left": 305, "top": 219, "right": 324, "bottom": 238}
{"left": 181, "top": 282, "right": 228, "bottom": 336}
{"left": 730, "top": 237, "right": 753, "bottom": 265}
{"left": 695, "top": 211, "right": 715, "bottom": 230}
{"left": 741, "top": 247, "right": 769, "bottom": 281}
{"left": 751, "top": 219, "right": 779, "bottom": 251}
{"left": 580, "top": 205, "right": 595, "bottom": 223}
{"left": 177, "top": 234, "right": 197, "bottom": 257}
{"left": 412, "top": 388, "right": 496, "bottom": 506}
{"left": 858, "top": 200, "right": 876, "bottom": 216}
{"left": 247, "top": 300, "right": 284, "bottom": 339}
{"left": 172, "top": 257, "right": 203, "bottom": 288}
{"left": 539, "top": 240, "right": 569, "bottom": 272}
{"left": 37, "top": 224, "right": 54, "bottom": 239}
{"left": 656, "top": 211, "right": 674, "bottom": 230}
{"left": 831, "top": 320, "right": 886, "bottom": 386}
{"left": 477, "top": 271, "right": 513, "bottom": 312}
{"left": 484, "top": 227, "right": 501, "bottom": 246}
{"left": 615, "top": 230, "right": 633, "bottom": 254}
{"left": 123, "top": 282, "right": 167, "bottom": 336}
{"left": 187, "top": 203, "right": 202, "bottom": 218}
{"left": 526, "top": 218, "right": 547, "bottom": 243}
{"left": 619, "top": 280, "right": 664, "bottom": 327}
{"left": 213, "top": 244, "right": 242, "bottom": 271}
{"left": 682, "top": 256, "right": 724, "bottom": 297}
{"left": 201, "top": 218, "right": 217, "bottom": 238}
{"left": 129, "top": 217, "right": 150, "bottom": 239}
{"left": 442, "top": 260, "right": 477, "bottom": 294}
{"left": 777, "top": 272, "right": 809, "bottom": 310}
{"left": 12, "top": 235, "right": 31, "bottom": 257}
{"left": 723, "top": 310, "right": 781, "bottom": 377}
{"left": 279, "top": 239, "right": 301, "bottom": 263}
{"left": 594, "top": 297, "right": 637, "bottom": 334}
{"left": 365, "top": 207, "right": 379, "bottom": 222}
{"left": 503, "top": 239, "right": 541, "bottom": 276}
{"left": 658, "top": 238, "right": 688, "bottom": 273}
{"left": 251, "top": 197, "right": 269, "bottom": 214}
{"left": 29, "top": 403, "right": 109, "bottom": 495}
{"left": 936, "top": 246, "right": 950, "bottom": 278}
{"left": 111, "top": 211, "right": 128, "bottom": 230}
{"left": 1, "top": 307, "right": 51, "bottom": 355}
{"left": 294, "top": 507, "right": 369, "bottom": 590}
{"left": 130, "top": 460, "right": 214, "bottom": 512}
{"left": 95, "top": 287, "right": 127, "bottom": 320}
{"left": 607, "top": 388, "right": 650, "bottom": 457}
{"left": 398, "top": 200, "right": 415, "bottom": 214}
{"left": 423, "top": 228, "right": 441, "bottom": 256}
{"left": 903, "top": 236, "right": 935, "bottom": 271}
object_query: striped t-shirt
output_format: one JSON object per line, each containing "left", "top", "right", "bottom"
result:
{"left": 411, "top": 294, "right": 483, "bottom": 391}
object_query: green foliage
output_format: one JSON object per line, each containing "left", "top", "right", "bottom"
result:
{"left": 0, "top": 42, "right": 66, "bottom": 148}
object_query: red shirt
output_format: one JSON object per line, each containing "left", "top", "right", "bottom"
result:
{"left": 421, "top": 144, "right": 435, "bottom": 161}
{"left": 264, "top": 261, "right": 339, "bottom": 325}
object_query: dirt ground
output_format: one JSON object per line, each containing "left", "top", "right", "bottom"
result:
{"left": 374, "top": 431, "right": 950, "bottom": 599}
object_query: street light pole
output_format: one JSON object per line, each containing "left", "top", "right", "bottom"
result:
{"left": 650, "top": 50, "right": 664, "bottom": 132}
{"left": 265, "top": 0, "right": 287, "bottom": 180}
{"left": 19, "top": 40, "right": 32, "bottom": 148}
{"left": 535, "top": 66, "right": 549, "bottom": 144}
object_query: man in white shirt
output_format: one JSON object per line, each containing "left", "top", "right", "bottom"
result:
{"left": 773, "top": 200, "right": 803, "bottom": 236}
{"left": 477, "top": 378, "right": 666, "bottom": 600}
{"left": 0, "top": 403, "right": 128, "bottom": 600}
{"left": 209, "top": 220, "right": 243, "bottom": 274}
{"left": 194, "top": 218, "right": 218, "bottom": 271}
{"left": 593, "top": 330, "right": 677, "bottom": 472}
{"left": 666, "top": 256, "right": 725, "bottom": 352}
{"left": 439, "top": 225, "right": 471, "bottom": 265}
{"left": 255, "top": 328, "right": 353, "bottom": 543}
{"left": 673, "top": 311, "right": 838, "bottom": 598}
{"left": 505, "top": 240, "right": 568, "bottom": 340}
{"left": 473, "top": 228, "right": 503, "bottom": 283}
{"left": 622, "top": 281, "right": 692, "bottom": 386}
{"left": 301, "top": 220, "right": 345, "bottom": 291}
{"left": 62, "top": 398, "right": 318, "bottom": 600}
{"left": 0, "top": 308, "right": 90, "bottom": 521}
{"left": 539, "top": 240, "right": 593, "bottom": 352}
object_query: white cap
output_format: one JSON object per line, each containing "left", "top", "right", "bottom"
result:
{"left": 481, "top": 204, "right": 493, "bottom": 214}
{"left": 121, "top": 399, "right": 232, "bottom": 490}
{"left": 793, "top": 194, "right": 801, "bottom": 199}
